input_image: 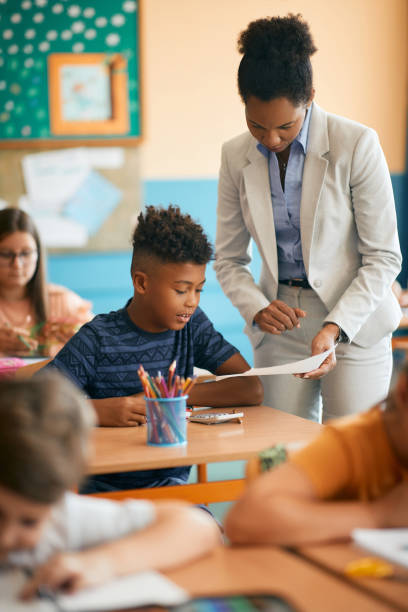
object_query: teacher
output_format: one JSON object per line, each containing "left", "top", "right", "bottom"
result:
{"left": 214, "top": 14, "right": 402, "bottom": 421}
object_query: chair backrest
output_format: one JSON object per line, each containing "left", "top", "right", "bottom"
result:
{"left": 14, "top": 359, "right": 51, "bottom": 379}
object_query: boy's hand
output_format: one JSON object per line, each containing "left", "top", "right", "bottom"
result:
{"left": 254, "top": 301, "right": 306, "bottom": 335}
{"left": 93, "top": 394, "right": 147, "bottom": 427}
{"left": 20, "top": 550, "right": 113, "bottom": 600}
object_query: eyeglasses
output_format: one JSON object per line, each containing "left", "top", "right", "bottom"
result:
{"left": 0, "top": 250, "right": 38, "bottom": 267}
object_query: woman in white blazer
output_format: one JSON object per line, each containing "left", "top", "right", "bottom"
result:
{"left": 214, "top": 15, "right": 402, "bottom": 422}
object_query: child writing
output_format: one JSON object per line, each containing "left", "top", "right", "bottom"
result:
{"left": 225, "top": 360, "right": 408, "bottom": 546}
{"left": 0, "top": 375, "right": 220, "bottom": 600}
{"left": 45, "top": 205, "right": 263, "bottom": 493}
{"left": 0, "top": 208, "right": 93, "bottom": 358}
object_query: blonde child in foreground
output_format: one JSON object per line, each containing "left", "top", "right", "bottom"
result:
{"left": 225, "top": 361, "right": 408, "bottom": 546}
{"left": 0, "top": 375, "right": 219, "bottom": 600}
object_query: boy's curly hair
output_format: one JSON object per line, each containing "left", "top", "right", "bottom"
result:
{"left": 237, "top": 14, "right": 317, "bottom": 105}
{"left": 131, "top": 205, "right": 213, "bottom": 272}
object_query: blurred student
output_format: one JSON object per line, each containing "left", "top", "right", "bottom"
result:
{"left": 45, "top": 205, "right": 263, "bottom": 493}
{"left": 0, "top": 208, "right": 92, "bottom": 358}
{"left": 225, "top": 360, "right": 408, "bottom": 546}
{"left": 0, "top": 375, "right": 220, "bottom": 600}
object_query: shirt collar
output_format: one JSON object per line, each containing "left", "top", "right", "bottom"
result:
{"left": 256, "top": 102, "right": 313, "bottom": 158}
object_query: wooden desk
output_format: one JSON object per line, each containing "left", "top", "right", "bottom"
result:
{"left": 163, "top": 546, "right": 394, "bottom": 612}
{"left": 88, "top": 406, "right": 321, "bottom": 504}
{"left": 298, "top": 543, "right": 408, "bottom": 611}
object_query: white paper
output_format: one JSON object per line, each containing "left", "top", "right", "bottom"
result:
{"left": 33, "top": 215, "right": 88, "bottom": 248}
{"left": 352, "top": 528, "right": 408, "bottom": 568}
{"left": 0, "top": 568, "right": 188, "bottom": 612}
{"left": 57, "top": 570, "right": 189, "bottom": 611}
{"left": 22, "top": 149, "right": 90, "bottom": 212}
{"left": 83, "top": 147, "right": 125, "bottom": 169}
{"left": 215, "top": 347, "right": 335, "bottom": 380}
{"left": 0, "top": 569, "right": 54, "bottom": 611}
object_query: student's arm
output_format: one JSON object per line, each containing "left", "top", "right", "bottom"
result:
{"left": 225, "top": 460, "right": 404, "bottom": 546}
{"left": 94, "top": 351, "right": 263, "bottom": 423}
{"left": 92, "top": 395, "right": 147, "bottom": 427}
{"left": 188, "top": 353, "right": 263, "bottom": 407}
{"left": 21, "top": 501, "right": 220, "bottom": 599}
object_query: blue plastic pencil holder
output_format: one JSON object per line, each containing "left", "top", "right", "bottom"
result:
{"left": 145, "top": 395, "right": 188, "bottom": 447}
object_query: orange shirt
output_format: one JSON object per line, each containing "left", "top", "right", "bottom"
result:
{"left": 290, "top": 407, "right": 406, "bottom": 501}
{"left": 0, "top": 283, "right": 93, "bottom": 357}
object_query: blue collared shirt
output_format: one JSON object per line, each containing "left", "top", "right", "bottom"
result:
{"left": 257, "top": 105, "right": 312, "bottom": 280}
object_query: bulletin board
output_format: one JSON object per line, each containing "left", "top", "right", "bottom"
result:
{"left": 0, "top": 0, "right": 141, "bottom": 147}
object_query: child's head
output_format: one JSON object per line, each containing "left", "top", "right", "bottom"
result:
{"left": 130, "top": 205, "right": 213, "bottom": 332}
{"left": 0, "top": 208, "right": 47, "bottom": 321}
{"left": 0, "top": 374, "right": 94, "bottom": 556}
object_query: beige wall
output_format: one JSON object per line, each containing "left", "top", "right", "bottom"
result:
{"left": 141, "top": 0, "right": 408, "bottom": 178}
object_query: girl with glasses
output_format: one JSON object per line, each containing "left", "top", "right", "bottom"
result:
{"left": 0, "top": 208, "right": 93, "bottom": 358}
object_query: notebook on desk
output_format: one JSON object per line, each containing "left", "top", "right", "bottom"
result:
{"left": 352, "top": 528, "right": 408, "bottom": 568}
{"left": 0, "top": 568, "right": 189, "bottom": 611}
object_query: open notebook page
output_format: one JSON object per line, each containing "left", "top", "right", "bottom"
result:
{"left": 352, "top": 528, "right": 408, "bottom": 568}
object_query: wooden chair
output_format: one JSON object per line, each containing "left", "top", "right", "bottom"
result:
{"left": 14, "top": 359, "right": 51, "bottom": 379}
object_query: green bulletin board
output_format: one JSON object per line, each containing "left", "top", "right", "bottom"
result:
{"left": 0, "top": 0, "right": 141, "bottom": 146}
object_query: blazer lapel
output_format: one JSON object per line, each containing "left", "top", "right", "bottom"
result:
{"left": 300, "top": 104, "right": 330, "bottom": 274}
{"left": 243, "top": 139, "right": 278, "bottom": 281}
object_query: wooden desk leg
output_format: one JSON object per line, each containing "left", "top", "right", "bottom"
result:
{"left": 197, "top": 464, "right": 208, "bottom": 505}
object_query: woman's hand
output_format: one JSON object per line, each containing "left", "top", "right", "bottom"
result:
{"left": 295, "top": 323, "right": 338, "bottom": 380}
{"left": 254, "top": 301, "right": 306, "bottom": 335}
{"left": 20, "top": 550, "right": 113, "bottom": 600}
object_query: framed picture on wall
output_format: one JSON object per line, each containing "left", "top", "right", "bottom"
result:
{"left": 48, "top": 53, "right": 129, "bottom": 135}
{"left": 0, "top": 0, "right": 142, "bottom": 148}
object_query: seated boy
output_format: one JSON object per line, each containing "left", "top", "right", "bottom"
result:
{"left": 0, "top": 375, "right": 220, "bottom": 599}
{"left": 45, "top": 205, "right": 263, "bottom": 493}
{"left": 225, "top": 360, "right": 408, "bottom": 546}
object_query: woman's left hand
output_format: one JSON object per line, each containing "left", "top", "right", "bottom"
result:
{"left": 294, "top": 323, "right": 338, "bottom": 380}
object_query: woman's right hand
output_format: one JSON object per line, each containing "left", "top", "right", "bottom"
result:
{"left": 254, "top": 301, "right": 306, "bottom": 335}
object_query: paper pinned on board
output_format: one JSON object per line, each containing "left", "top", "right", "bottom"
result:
{"left": 22, "top": 148, "right": 91, "bottom": 213}
{"left": 215, "top": 346, "right": 335, "bottom": 380}
{"left": 63, "top": 170, "right": 122, "bottom": 236}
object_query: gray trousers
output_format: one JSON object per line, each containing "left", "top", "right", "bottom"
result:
{"left": 253, "top": 284, "right": 393, "bottom": 423}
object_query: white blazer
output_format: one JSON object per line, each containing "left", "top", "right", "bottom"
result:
{"left": 214, "top": 103, "right": 402, "bottom": 348}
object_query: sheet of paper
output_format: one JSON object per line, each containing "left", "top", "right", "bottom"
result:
{"left": 352, "top": 528, "right": 408, "bottom": 568}
{"left": 63, "top": 170, "right": 122, "bottom": 235}
{"left": 83, "top": 147, "right": 125, "bottom": 169}
{"left": 0, "top": 569, "right": 54, "bottom": 611}
{"left": 57, "top": 570, "right": 189, "bottom": 611}
{"left": 22, "top": 149, "right": 90, "bottom": 212}
{"left": 32, "top": 215, "right": 88, "bottom": 248}
{"left": 215, "top": 347, "right": 335, "bottom": 380}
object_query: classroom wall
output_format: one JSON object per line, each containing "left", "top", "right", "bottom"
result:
{"left": 138, "top": 0, "right": 408, "bottom": 349}
{"left": 141, "top": 0, "right": 407, "bottom": 178}
{"left": 1, "top": 0, "right": 406, "bottom": 362}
